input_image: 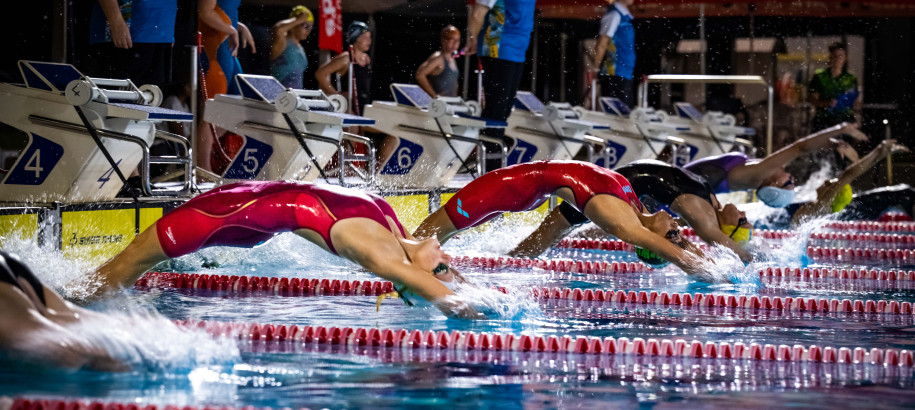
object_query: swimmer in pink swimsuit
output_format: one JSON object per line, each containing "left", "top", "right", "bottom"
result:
{"left": 91, "top": 181, "right": 480, "bottom": 318}
{"left": 414, "top": 161, "right": 711, "bottom": 280}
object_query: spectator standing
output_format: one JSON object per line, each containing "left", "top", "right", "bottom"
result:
{"left": 809, "top": 42, "right": 861, "bottom": 132}
{"left": 197, "top": 0, "right": 255, "bottom": 172}
{"left": 466, "top": 0, "right": 537, "bottom": 139}
{"left": 270, "top": 5, "right": 314, "bottom": 89}
{"left": 415, "top": 25, "right": 462, "bottom": 98}
{"left": 88, "top": 0, "right": 178, "bottom": 87}
{"left": 592, "top": 0, "right": 636, "bottom": 107}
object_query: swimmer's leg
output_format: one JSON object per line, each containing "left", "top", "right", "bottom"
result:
{"left": 413, "top": 207, "right": 459, "bottom": 244}
{"left": 89, "top": 223, "right": 169, "bottom": 299}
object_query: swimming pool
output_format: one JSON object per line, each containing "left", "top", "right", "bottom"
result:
{"left": 3, "top": 216, "right": 915, "bottom": 408}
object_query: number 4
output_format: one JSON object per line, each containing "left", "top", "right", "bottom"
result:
{"left": 98, "top": 159, "right": 123, "bottom": 189}
{"left": 24, "top": 150, "right": 43, "bottom": 178}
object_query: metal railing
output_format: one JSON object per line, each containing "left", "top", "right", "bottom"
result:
{"left": 638, "top": 74, "right": 774, "bottom": 155}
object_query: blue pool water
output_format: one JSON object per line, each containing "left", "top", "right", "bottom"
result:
{"left": 3, "top": 221, "right": 915, "bottom": 408}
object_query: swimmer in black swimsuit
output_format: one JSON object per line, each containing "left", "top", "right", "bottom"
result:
{"left": 0, "top": 251, "right": 125, "bottom": 370}
{"left": 514, "top": 160, "right": 754, "bottom": 267}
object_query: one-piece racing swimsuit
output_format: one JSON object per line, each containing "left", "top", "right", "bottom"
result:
{"left": 444, "top": 160, "right": 642, "bottom": 229}
{"left": 683, "top": 152, "right": 749, "bottom": 194}
{"left": 156, "top": 181, "right": 406, "bottom": 258}
{"left": 615, "top": 160, "right": 715, "bottom": 216}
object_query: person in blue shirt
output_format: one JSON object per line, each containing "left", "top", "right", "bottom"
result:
{"left": 465, "top": 0, "right": 537, "bottom": 139}
{"left": 591, "top": 0, "right": 636, "bottom": 107}
{"left": 87, "top": 0, "right": 178, "bottom": 87}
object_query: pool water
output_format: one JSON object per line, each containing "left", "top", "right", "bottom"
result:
{"left": 3, "top": 221, "right": 915, "bottom": 408}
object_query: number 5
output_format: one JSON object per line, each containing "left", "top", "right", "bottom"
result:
{"left": 243, "top": 148, "right": 259, "bottom": 173}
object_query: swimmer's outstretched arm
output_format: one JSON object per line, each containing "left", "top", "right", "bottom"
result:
{"left": 730, "top": 122, "right": 868, "bottom": 190}
{"left": 332, "top": 221, "right": 484, "bottom": 319}
{"left": 413, "top": 207, "right": 459, "bottom": 244}
{"left": 671, "top": 194, "right": 753, "bottom": 263}
{"left": 793, "top": 140, "right": 909, "bottom": 225}
{"left": 86, "top": 225, "right": 170, "bottom": 301}
{"left": 0, "top": 285, "right": 127, "bottom": 371}
{"left": 583, "top": 196, "right": 714, "bottom": 280}
{"left": 509, "top": 206, "right": 577, "bottom": 258}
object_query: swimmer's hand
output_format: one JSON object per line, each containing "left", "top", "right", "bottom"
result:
{"left": 434, "top": 296, "right": 488, "bottom": 320}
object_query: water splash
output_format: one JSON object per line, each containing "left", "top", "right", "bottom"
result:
{"left": 0, "top": 232, "right": 102, "bottom": 300}
{"left": 445, "top": 212, "right": 544, "bottom": 256}
{"left": 66, "top": 301, "right": 240, "bottom": 373}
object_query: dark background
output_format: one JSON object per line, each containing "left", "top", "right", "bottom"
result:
{"left": 3, "top": 1, "right": 913, "bottom": 186}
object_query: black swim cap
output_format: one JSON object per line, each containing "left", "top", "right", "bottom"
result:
{"left": 634, "top": 247, "right": 670, "bottom": 268}
{"left": 346, "top": 21, "right": 370, "bottom": 45}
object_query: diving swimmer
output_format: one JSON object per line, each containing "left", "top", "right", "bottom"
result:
{"left": 513, "top": 160, "right": 755, "bottom": 264}
{"left": 786, "top": 139, "right": 909, "bottom": 226}
{"left": 684, "top": 122, "right": 868, "bottom": 207}
{"left": 412, "top": 161, "right": 714, "bottom": 280}
{"left": 0, "top": 251, "right": 126, "bottom": 371}
{"left": 89, "top": 181, "right": 481, "bottom": 319}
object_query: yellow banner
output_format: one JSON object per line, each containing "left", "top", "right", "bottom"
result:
{"left": 61, "top": 208, "right": 162, "bottom": 264}
{"left": 0, "top": 213, "right": 39, "bottom": 245}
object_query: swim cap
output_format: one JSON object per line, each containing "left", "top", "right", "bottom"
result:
{"left": 634, "top": 247, "right": 670, "bottom": 269}
{"left": 720, "top": 224, "right": 753, "bottom": 246}
{"left": 346, "top": 21, "right": 371, "bottom": 45}
{"left": 441, "top": 25, "right": 460, "bottom": 39}
{"left": 831, "top": 184, "right": 854, "bottom": 213}
{"left": 756, "top": 186, "right": 796, "bottom": 208}
{"left": 290, "top": 5, "right": 314, "bottom": 22}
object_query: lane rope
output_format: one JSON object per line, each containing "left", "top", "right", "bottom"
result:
{"left": 174, "top": 319, "right": 915, "bottom": 367}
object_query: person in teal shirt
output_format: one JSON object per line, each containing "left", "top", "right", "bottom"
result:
{"left": 809, "top": 42, "right": 860, "bottom": 131}
{"left": 270, "top": 5, "right": 313, "bottom": 89}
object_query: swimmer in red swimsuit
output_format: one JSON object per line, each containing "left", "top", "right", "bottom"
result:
{"left": 413, "top": 161, "right": 710, "bottom": 279}
{"left": 91, "top": 181, "right": 479, "bottom": 318}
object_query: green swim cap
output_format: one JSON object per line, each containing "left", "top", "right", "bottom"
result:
{"left": 831, "top": 184, "right": 853, "bottom": 213}
{"left": 634, "top": 247, "right": 670, "bottom": 269}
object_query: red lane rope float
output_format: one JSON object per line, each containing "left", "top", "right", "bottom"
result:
{"left": 877, "top": 211, "right": 914, "bottom": 222}
{"left": 823, "top": 220, "right": 915, "bottom": 233}
{"left": 554, "top": 236, "right": 915, "bottom": 265}
{"left": 806, "top": 246, "right": 915, "bottom": 264}
{"left": 175, "top": 319, "right": 915, "bottom": 367}
{"left": 809, "top": 232, "right": 915, "bottom": 248}
{"left": 449, "top": 255, "right": 651, "bottom": 274}
{"left": 135, "top": 271, "right": 915, "bottom": 317}
{"left": 760, "top": 266, "right": 915, "bottom": 283}
{"left": 8, "top": 398, "right": 295, "bottom": 410}
{"left": 134, "top": 272, "right": 395, "bottom": 295}
{"left": 532, "top": 287, "right": 915, "bottom": 316}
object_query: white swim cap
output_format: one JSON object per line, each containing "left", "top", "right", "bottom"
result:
{"left": 756, "top": 186, "right": 796, "bottom": 208}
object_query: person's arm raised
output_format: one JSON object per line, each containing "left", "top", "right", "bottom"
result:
{"left": 731, "top": 122, "right": 868, "bottom": 190}
{"left": 270, "top": 14, "right": 310, "bottom": 60}
{"left": 792, "top": 140, "right": 909, "bottom": 224}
